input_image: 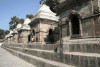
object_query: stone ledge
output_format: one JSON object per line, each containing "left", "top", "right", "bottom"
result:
{"left": 4, "top": 45, "right": 100, "bottom": 67}
{"left": 3, "top": 47, "right": 75, "bottom": 67}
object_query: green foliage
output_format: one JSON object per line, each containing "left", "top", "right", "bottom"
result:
{"left": 4, "top": 30, "right": 10, "bottom": 34}
{"left": 40, "top": 0, "right": 59, "bottom": 13}
{"left": 19, "top": 19, "right": 24, "bottom": 24}
{"left": 26, "top": 14, "right": 33, "bottom": 19}
{"left": 9, "top": 16, "right": 24, "bottom": 30}
{"left": 0, "top": 29, "right": 10, "bottom": 39}
{"left": 0, "top": 29, "right": 4, "bottom": 37}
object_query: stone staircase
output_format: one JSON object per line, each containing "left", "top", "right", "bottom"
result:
{"left": 2, "top": 38, "right": 100, "bottom": 67}
{"left": 1, "top": 44, "right": 75, "bottom": 67}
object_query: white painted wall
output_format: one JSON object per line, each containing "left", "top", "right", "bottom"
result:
{"left": 0, "top": 42, "right": 3, "bottom": 46}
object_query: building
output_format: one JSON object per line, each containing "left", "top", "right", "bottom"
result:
{"left": 54, "top": 0, "right": 100, "bottom": 39}
{"left": 18, "top": 18, "right": 31, "bottom": 43}
{"left": 29, "top": 4, "right": 59, "bottom": 44}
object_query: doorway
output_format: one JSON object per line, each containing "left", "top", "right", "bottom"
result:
{"left": 28, "top": 35, "right": 30, "bottom": 42}
{"left": 71, "top": 15, "right": 80, "bottom": 35}
{"left": 49, "top": 29, "right": 53, "bottom": 39}
{"left": 49, "top": 29, "right": 54, "bottom": 42}
{"left": 32, "top": 29, "right": 35, "bottom": 42}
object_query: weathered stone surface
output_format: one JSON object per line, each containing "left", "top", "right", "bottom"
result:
{"left": 70, "top": 44, "right": 76, "bottom": 52}
{"left": 97, "top": 57, "right": 100, "bottom": 67}
{"left": 64, "top": 54, "right": 71, "bottom": 64}
{"left": 3, "top": 47, "right": 73, "bottom": 67}
{"left": 86, "top": 44, "right": 91, "bottom": 53}
{"left": 70, "top": 55, "right": 79, "bottom": 66}
{"left": 80, "top": 56, "right": 88, "bottom": 67}
{"left": 88, "top": 57, "right": 96, "bottom": 67}
{"left": 76, "top": 44, "right": 81, "bottom": 52}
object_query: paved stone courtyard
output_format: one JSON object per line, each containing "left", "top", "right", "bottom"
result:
{"left": 0, "top": 47, "right": 36, "bottom": 67}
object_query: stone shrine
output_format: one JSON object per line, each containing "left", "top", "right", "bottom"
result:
{"left": 12, "top": 28, "right": 18, "bottom": 43}
{"left": 29, "top": 4, "right": 59, "bottom": 44}
{"left": 18, "top": 18, "right": 31, "bottom": 43}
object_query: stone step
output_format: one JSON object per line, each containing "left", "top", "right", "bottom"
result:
{"left": 2, "top": 47, "right": 75, "bottom": 67}
{"left": 64, "top": 52, "right": 100, "bottom": 67}
{"left": 69, "top": 37, "right": 100, "bottom": 43}
{"left": 6, "top": 44, "right": 57, "bottom": 50}
{"left": 6, "top": 46, "right": 100, "bottom": 67}
{"left": 68, "top": 43, "right": 100, "bottom": 54}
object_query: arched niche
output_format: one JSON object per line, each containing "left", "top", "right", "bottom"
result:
{"left": 68, "top": 10, "right": 82, "bottom": 36}
{"left": 48, "top": 29, "right": 54, "bottom": 42}
{"left": 28, "top": 35, "right": 31, "bottom": 42}
{"left": 31, "top": 29, "right": 36, "bottom": 42}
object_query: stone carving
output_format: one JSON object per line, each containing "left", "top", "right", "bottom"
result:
{"left": 69, "top": 10, "right": 81, "bottom": 20}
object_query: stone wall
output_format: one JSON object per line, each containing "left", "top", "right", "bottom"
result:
{"left": 8, "top": 38, "right": 10, "bottom": 44}
{"left": 61, "top": 25, "right": 69, "bottom": 38}
{"left": 30, "top": 19, "right": 59, "bottom": 43}
{"left": 18, "top": 30, "right": 30, "bottom": 43}
{"left": 82, "top": 17, "right": 94, "bottom": 36}
{"left": 56, "top": 0, "right": 100, "bottom": 37}
{"left": 13, "top": 34, "right": 18, "bottom": 43}
{"left": 59, "top": 1, "right": 93, "bottom": 24}
{"left": 40, "top": 19, "right": 59, "bottom": 42}
{"left": 30, "top": 20, "right": 40, "bottom": 42}
{"left": 94, "top": 15, "right": 100, "bottom": 36}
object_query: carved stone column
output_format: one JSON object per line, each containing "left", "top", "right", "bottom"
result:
{"left": 69, "top": 21, "right": 72, "bottom": 36}
{"left": 79, "top": 19, "right": 83, "bottom": 36}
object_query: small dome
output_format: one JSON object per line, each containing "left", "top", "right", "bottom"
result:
{"left": 24, "top": 18, "right": 31, "bottom": 24}
{"left": 10, "top": 30, "right": 13, "bottom": 34}
{"left": 38, "top": 4, "right": 51, "bottom": 12}
{"left": 31, "top": 4, "right": 59, "bottom": 22}
{"left": 5, "top": 35, "right": 9, "bottom": 38}
{"left": 16, "top": 24, "right": 22, "bottom": 28}
{"left": 13, "top": 28, "right": 18, "bottom": 33}
{"left": 20, "top": 24, "right": 31, "bottom": 30}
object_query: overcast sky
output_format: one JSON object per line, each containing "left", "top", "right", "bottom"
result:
{"left": 0, "top": 0, "right": 41, "bottom": 30}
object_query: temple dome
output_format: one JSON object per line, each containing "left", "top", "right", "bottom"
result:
{"left": 10, "top": 30, "right": 13, "bottom": 34}
{"left": 31, "top": 4, "right": 59, "bottom": 22}
{"left": 38, "top": 4, "right": 54, "bottom": 14}
{"left": 9, "top": 30, "right": 13, "bottom": 37}
{"left": 19, "top": 24, "right": 31, "bottom": 30}
{"left": 24, "top": 18, "right": 31, "bottom": 25}
{"left": 13, "top": 28, "right": 18, "bottom": 33}
{"left": 16, "top": 24, "right": 22, "bottom": 28}
{"left": 4, "top": 35, "right": 9, "bottom": 39}
{"left": 18, "top": 18, "right": 31, "bottom": 30}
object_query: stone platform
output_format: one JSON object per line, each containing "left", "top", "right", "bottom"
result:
{"left": 2, "top": 39, "right": 100, "bottom": 67}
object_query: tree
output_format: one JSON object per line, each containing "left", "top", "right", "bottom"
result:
{"left": 9, "top": 16, "right": 24, "bottom": 30}
{"left": 4, "top": 30, "right": 10, "bottom": 34}
{"left": 0, "top": 29, "right": 4, "bottom": 39}
{"left": 40, "top": 0, "right": 59, "bottom": 13}
{"left": 0, "top": 29, "right": 10, "bottom": 39}
{"left": 26, "top": 14, "right": 33, "bottom": 19}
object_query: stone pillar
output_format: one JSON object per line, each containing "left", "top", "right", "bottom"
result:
{"left": 79, "top": 19, "right": 83, "bottom": 36}
{"left": 69, "top": 21, "right": 72, "bottom": 36}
